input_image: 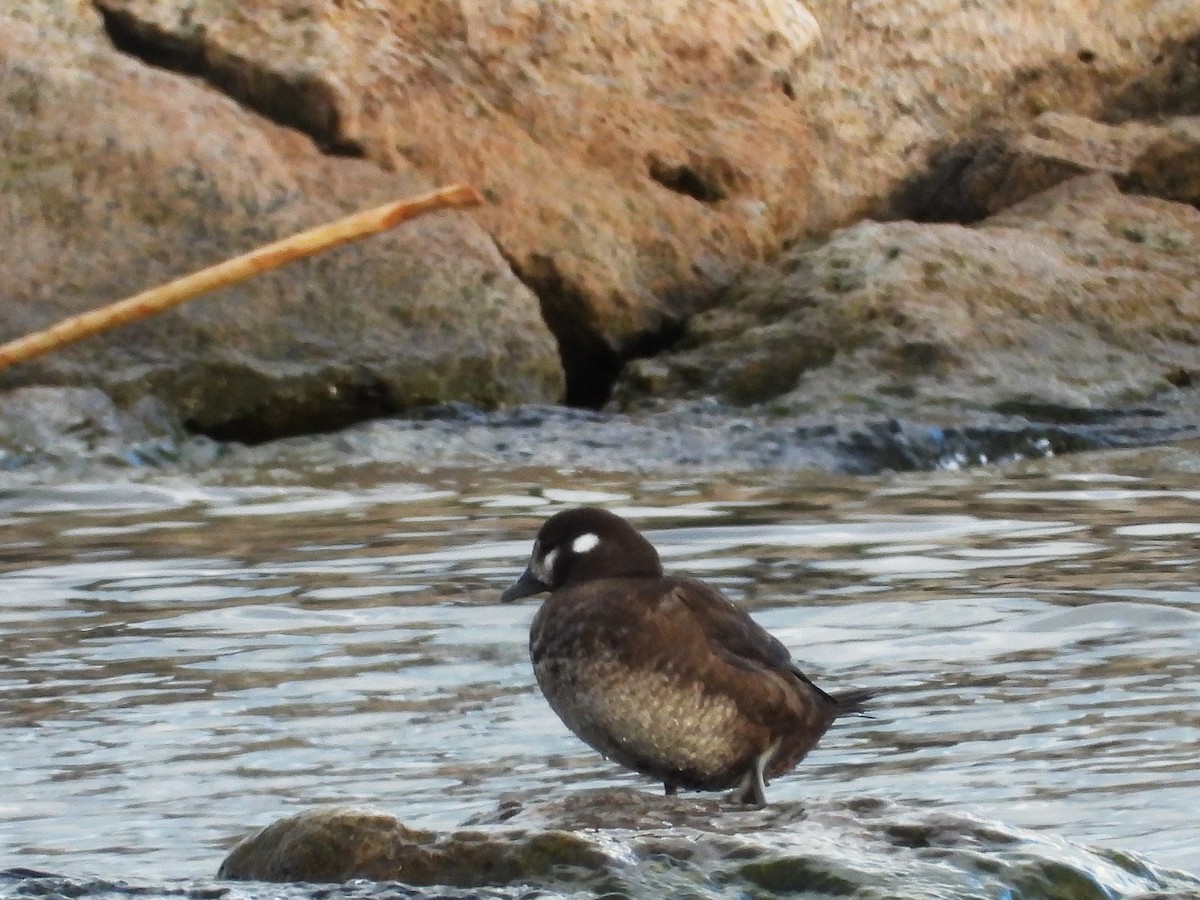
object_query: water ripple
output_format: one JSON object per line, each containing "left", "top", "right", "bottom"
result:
{"left": 0, "top": 462, "right": 1197, "bottom": 893}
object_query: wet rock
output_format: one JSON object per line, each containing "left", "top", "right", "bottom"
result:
{"left": 217, "top": 791, "right": 1200, "bottom": 898}
{"left": 0, "top": 386, "right": 189, "bottom": 470}
{"left": 217, "top": 805, "right": 610, "bottom": 887}
{"left": 616, "top": 175, "right": 1200, "bottom": 426}
{"left": 80, "top": 0, "right": 1200, "bottom": 404}
{"left": 0, "top": 6, "right": 563, "bottom": 443}
{"left": 826, "top": 414, "right": 1195, "bottom": 475}
{"left": 130, "top": 400, "right": 1195, "bottom": 479}
{"left": 5, "top": 390, "right": 1187, "bottom": 479}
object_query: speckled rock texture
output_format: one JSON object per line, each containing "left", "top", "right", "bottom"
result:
{"left": 617, "top": 174, "right": 1200, "bottom": 421}
{"left": 900, "top": 112, "right": 1200, "bottom": 222}
{"left": 3, "top": 0, "right": 1200, "bottom": 441}
{"left": 82, "top": 0, "right": 1200, "bottom": 405}
{"left": 0, "top": 3, "right": 563, "bottom": 441}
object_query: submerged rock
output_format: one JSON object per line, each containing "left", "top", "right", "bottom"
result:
{"left": 218, "top": 790, "right": 1200, "bottom": 898}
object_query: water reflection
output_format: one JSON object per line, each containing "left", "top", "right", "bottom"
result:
{"left": 0, "top": 462, "right": 1197, "bottom": 884}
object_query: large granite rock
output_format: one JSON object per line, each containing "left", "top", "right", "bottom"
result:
{"left": 84, "top": 0, "right": 1200, "bottom": 405}
{"left": 4, "top": 0, "right": 1200, "bottom": 441}
{"left": 616, "top": 174, "right": 1200, "bottom": 421}
{"left": 0, "top": 5, "right": 563, "bottom": 442}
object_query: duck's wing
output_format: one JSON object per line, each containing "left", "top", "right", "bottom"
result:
{"left": 660, "top": 577, "right": 841, "bottom": 706}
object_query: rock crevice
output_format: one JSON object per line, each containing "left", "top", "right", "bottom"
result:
{"left": 94, "top": 0, "right": 364, "bottom": 156}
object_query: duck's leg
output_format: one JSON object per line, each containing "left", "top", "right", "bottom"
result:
{"left": 731, "top": 765, "right": 767, "bottom": 806}
{"left": 731, "top": 739, "right": 779, "bottom": 806}
{"left": 664, "top": 780, "right": 678, "bottom": 796}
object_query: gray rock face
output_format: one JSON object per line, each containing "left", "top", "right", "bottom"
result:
{"left": 0, "top": 8, "right": 563, "bottom": 442}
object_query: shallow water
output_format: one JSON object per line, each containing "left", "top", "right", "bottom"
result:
{"left": 1, "top": 448, "right": 1199, "bottom": 897}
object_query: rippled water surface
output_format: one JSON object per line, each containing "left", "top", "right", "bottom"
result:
{"left": 1, "top": 449, "right": 1198, "bottom": 897}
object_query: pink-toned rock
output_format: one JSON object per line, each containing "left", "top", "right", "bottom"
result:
{"left": 0, "top": 7, "right": 563, "bottom": 441}
{"left": 5, "top": 0, "right": 1200, "bottom": 429}
{"left": 87, "top": 0, "right": 1200, "bottom": 404}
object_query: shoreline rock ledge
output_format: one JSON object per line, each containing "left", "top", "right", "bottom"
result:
{"left": 2, "top": 1, "right": 1199, "bottom": 450}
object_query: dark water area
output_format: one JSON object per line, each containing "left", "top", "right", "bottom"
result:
{"left": 1, "top": 434, "right": 1199, "bottom": 898}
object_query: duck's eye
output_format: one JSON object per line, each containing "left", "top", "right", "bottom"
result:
{"left": 572, "top": 533, "right": 600, "bottom": 553}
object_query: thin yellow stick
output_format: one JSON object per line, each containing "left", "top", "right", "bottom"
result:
{"left": 0, "top": 183, "right": 484, "bottom": 372}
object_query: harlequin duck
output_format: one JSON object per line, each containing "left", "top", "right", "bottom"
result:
{"left": 501, "top": 506, "right": 871, "bottom": 805}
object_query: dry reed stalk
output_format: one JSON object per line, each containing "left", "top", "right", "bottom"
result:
{"left": 0, "top": 183, "right": 484, "bottom": 372}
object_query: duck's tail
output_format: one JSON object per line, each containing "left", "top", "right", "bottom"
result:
{"left": 787, "top": 664, "right": 874, "bottom": 718}
{"left": 831, "top": 687, "right": 874, "bottom": 717}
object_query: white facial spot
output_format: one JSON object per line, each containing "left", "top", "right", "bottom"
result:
{"left": 533, "top": 546, "right": 559, "bottom": 583}
{"left": 572, "top": 532, "right": 600, "bottom": 554}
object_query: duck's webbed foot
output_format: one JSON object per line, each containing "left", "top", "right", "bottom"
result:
{"left": 729, "top": 771, "right": 767, "bottom": 806}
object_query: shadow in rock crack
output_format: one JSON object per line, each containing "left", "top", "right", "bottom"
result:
{"left": 507, "top": 253, "right": 685, "bottom": 410}
{"left": 94, "top": 0, "right": 364, "bottom": 157}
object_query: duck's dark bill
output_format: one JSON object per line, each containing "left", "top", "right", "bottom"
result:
{"left": 500, "top": 567, "right": 548, "bottom": 602}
